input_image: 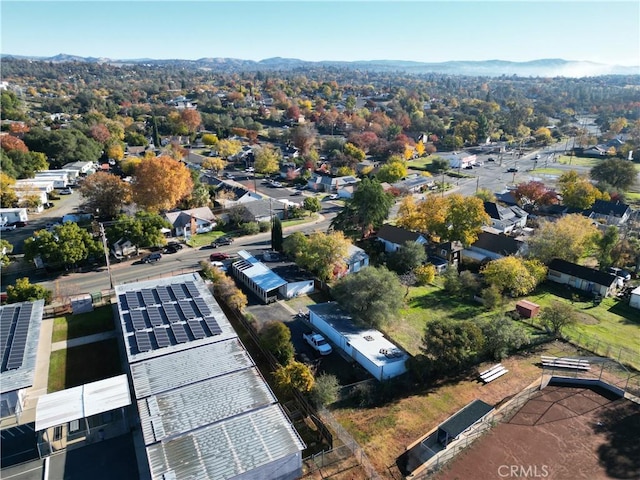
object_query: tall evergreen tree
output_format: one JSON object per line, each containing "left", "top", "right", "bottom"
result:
{"left": 271, "top": 215, "right": 283, "bottom": 252}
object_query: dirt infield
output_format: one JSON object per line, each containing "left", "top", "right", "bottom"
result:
{"left": 436, "top": 384, "right": 640, "bottom": 480}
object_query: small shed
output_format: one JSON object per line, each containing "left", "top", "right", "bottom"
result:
{"left": 516, "top": 300, "right": 540, "bottom": 319}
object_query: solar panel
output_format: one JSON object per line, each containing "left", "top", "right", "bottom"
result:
{"left": 184, "top": 281, "right": 200, "bottom": 298}
{"left": 170, "top": 284, "right": 187, "bottom": 300}
{"left": 130, "top": 309, "right": 147, "bottom": 331}
{"left": 204, "top": 316, "right": 222, "bottom": 336}
{"left": 170, "top": 323, "right": 189, "bottom": 343}
{"left": 0, "top": 306, "right": 17, "bottom": 361}
{"left": 147, "top": 306, "right": 164, "bottom": 327}
{"left": 193, "top": 298, "right": 211, "bottom": 317}
{"left": 153, "top": 327, "right": 171, "bottom": 348}
{"left": 187, "top": 319, "right": 206, "bottom": 340}
{"left": 135, "top": 331, "right": 152, "bottom": 353}
{"left": 155, "top": 286, "right": 172, "bottom": 303}
{"left": 141, "top": 289, "right": 157, "bottom": 307}
{"left": 163, "top": 303, "right": 181, "bottom": 323}
{"left": 5, "top": 306, "right": 32, "bottom": 370}
{"left": 178, "top": 300, "right": 197, "bottom": 320}
{"left": 125, "top": 291, "right": 140, "bottom": 310}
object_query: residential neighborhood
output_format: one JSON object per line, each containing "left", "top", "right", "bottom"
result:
{"left": 1, "top": 29, "right": 640, "bottom": 480}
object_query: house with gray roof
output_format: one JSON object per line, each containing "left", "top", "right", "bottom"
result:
{"left": 232, "top": 199, "right": 288, "bottom": 223}
{"left": 115, "top": 273, "right": 305, "bottom": 480}
{"left": 376, "top": 224, "right": 428, "bottom": 253}
{"left": 307, "top": 173, "right": 359, "bottom": 193}
{"left": 391, "top": 174, "right": 434, "bottom": 193}
{"left": 585, "top": 199, "right": 632, "bottom": 226}
{"left": 483, "top": 202, "right": 528, "bottom": 234}
{"left": 164, "top": 207, "right": 217, "bottom": 238}
{"left": 462, "top": 231, "right": 525, "bottom": 262}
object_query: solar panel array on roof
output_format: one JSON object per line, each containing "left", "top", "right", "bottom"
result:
{"left": 178, "top": 300, "right": 196, "bottom": 320}
{"left": 135, "top": 331, "right": 152, "bottom": 353}
{"left": 3, "top": 303, "right": 33, "bottom": 371}
{"left": 163, "top": 303, "right": 181, "bottom": 324}
{"left": 147, "top": 306, "right": 164, "bottom": 327}
{"left": 126, "top": 291, "right": 140, "bottom": 310}
{"left": 154, "top": 327, "right": 171, "bottom": 348}
{"left": 130, "top": 309, "right": 147, "bottom": 331}
{"left": 156, "top": 286, "right": 172, "bottom": 303}
{"left": 193, "top": 298, "right": 210, "bottom": 317}
{"left": 187, "top": 319, "right": 206, "bottom": 340}
{"left": 0, "top": 305, "right": 17, "bottom": 363}
{"left": 171, "top": 323, "right": 189, "bottom": 343}
{"left": 204, "top": 317, "right": 222, "bottom": 335}
{"left": 170, "top": 284, "right": 187, "bottom": 300}
{"left": 141, "top": 289, "right": 157, "bottom": 307}
{"left": 184, "top": 281, "right": 200, "bottom": 298}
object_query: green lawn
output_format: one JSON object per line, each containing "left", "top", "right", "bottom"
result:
{"left": 530, "top": 168, "right": 565, "bottom": 176}
{"left": 407, "top": 157, "right": 434, "bottom": 170}
{"left": 186, "top": 230, "right": 229, "bottom": 248}
{"left": 51, "top": 306, "right": 115, "bottom": 343}
{"left": 555, "top": 155, "right": 600, "bottom": 167}
{"left": 524, "top": 285, "right": 640, "bottom": 367}
{"left": 48, "top": 339, "right": 123, "bottom": 393}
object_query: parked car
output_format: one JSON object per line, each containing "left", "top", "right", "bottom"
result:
{"left": 507, "top": 167, "right": 519, "bottom": 173}
{"left": 535, "top": 154, "right": 541, "bottom": 159}
{"left": 59, "top": 188, "right": 73, "bottom": 195}
{"left": 9, "top": 221, "right": 28, "bottom": 227}
{"left": 166, "top": 241, "right": 183, "bottom": 250}
{"left": 163, "top": 245, "right": 180, "bottom": 254}
{"left": 328, "top": 194, "right": 339, "bottom": 200}
{"left": 0, "top": 224, "right": 16, "bottom": 231}
{"left": 608, "top": 267, "right": 631, "bottom": 281}
{"left": 487, "top": 157, "right": 495, "bottom": 162}
{"left": 291, "top": 191, "right": 303, "bottom": 196}
{"left": 303, "top": 332, "right": 332, "bottom": 356}
{"left": 211, "top": 237, "right": 233, "bottom": 248}
{"left": 141, "top": 252, "right": 162, "bottom": 263}
{"left": 210, "top": 252, "right": 230, "bottom": 261}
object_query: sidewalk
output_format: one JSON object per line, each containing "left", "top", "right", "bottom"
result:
{"left": 50, "top": 330, "right": 116, "bottom": 352}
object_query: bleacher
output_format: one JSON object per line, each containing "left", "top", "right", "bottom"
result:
{"left": 479, "top": 363, "right": 508, "bottom": 384}
{"left": 541, "top": 355, "right": 591, "bottom": 371}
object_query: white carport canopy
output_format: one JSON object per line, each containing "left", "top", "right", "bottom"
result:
{"left": 35, "top": 375, "right": 131, "bottom": 431}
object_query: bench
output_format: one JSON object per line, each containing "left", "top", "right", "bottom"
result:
{"left": 541, "top": 356, "right": 591, "bottom": 371}
{"left": 479, "top": 364, "right": 508, "bottom": 383}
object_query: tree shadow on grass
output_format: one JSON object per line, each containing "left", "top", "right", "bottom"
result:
{"left": 408, "top": 289, "right": 484, "bottom": 321}
{"left": 64, "top": 339, "right": 123, "bottom": 389}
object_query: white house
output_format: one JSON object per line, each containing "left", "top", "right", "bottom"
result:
{"left": 483, "top": 202, "right": 528, "bottom": 234}
{"left": 307, "top": 302, "right": 409, "bottom": 381}
{"left": 14, "top": 179, "right": 55, "bottom": 193}
{"left": 38, "top": 169, "right": 81, "bottom": 183}
{"left": 630, "top": 286, "right": 640, "bottom": 310}
{"left": 62, "top": 161, "right": 96, "bottom": 175}
{"left": 164, "top": 207, "right": 217, "bottom": 238}
{"left": 33, "top": 173, "right": 68, "bottom": 189}
{"left": 376, "top": 224, "right": 428, "bottom": 253}
{"left": 307, "top": 173, "right": 359, "bottom": 193}
{"left": 15, "top": 190, "right": 48, "bottom": 212}
{"left": 343, "top": 244, "right": 369, "bottom": 275}
{"left": 0, "top": 208, "right": 28, "bottom": 225}
{"left": 547, "top": 259, "right": 619, "bottom": 298}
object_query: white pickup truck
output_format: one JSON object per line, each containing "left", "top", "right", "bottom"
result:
{"left": 302, "top": 332, "right": 332, "bottom": 356}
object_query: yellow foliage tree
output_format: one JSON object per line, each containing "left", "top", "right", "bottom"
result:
{"left": 202, "top": 157, "right": 227, "bottom": 173}
{"left": 415, "top": 140, "right": 426, "bottom": 157}
{"left": 274, "top": 361, "right": 315, "bottom": 392}
{"left": 217, "top": 139, "right": 243, "bottom": 159}
{"left": 132, "top": 156, "right": 194, "bottom": 212}
{"left": 106, "top": 142, "right": 124, "bottom": 161}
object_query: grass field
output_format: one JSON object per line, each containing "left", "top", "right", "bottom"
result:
{"left": 48, "top": 339, "right": 123, "bottom": 393}
{"left": 407, "top": 157, "right": 434, "bottom": 170}
{"left": 51, "top": 305, "right": 115, "bottom": 342}
{"left": 555, "top": 155, "right": 601, "bottom": 167}
{"left": 186, "top": 230, "right": 229, "bottom": 248}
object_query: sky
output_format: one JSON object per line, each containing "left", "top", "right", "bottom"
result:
{"left": 1, "top": 1, "right": 639, "bottom": 66}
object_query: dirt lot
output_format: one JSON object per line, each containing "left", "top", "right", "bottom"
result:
{"left": 436, "top": 384, "right": 640, "bottom": 480}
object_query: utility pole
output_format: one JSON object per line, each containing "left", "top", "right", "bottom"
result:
{"left": 99, "top": 222, "right": 114, "bottom": 290}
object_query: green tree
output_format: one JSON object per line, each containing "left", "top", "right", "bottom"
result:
{"left": 481, "top": 284, "right": 504, "bottom": 311}
{"left": 540, "top": 301, "right": 577, "bottom": 335}
{"left": 23, "top": 128, "right": 102, "bottom": 168}
{"left": 6, "top": 277, "right": 52, "bottom": 304}
{"left": 24, "top": 222, "right": 102, "bottom": 269}
{"left": 331, "top": 266, "right": 404, "bottom": 328}
{"left": 311, "top": 374, "right": 340, "bottom": 407}
{"left": 480, "top": 317, "right": 530, "bottom": 360}
{"left": 282, "top": 232, "right": 309, "bottom": 260}
{"left": 387, "top": 241, "right": 427, "bottom": 274}
{"left": 527, "top": 214, "right": 599, "bottom": 264}
{"left": 475, "top": 188, "right": 496, "bottom": 203}
{"left": 201, "top": 133, "right": 219, "bottom": 146}
{"left": 254, "top": 146, "right": 281, "bottom": 175}
{"left": 420, "top": 319, "right": 484, "bottom": 374}
{"left": 596, "top": 226, "right": 619, "bottom": 270}
{"left": 590, "top": 158, "right": 638, "bottom": 191}
{"left": 107, "top": 212, "right": 171, "bottom": 248}
{"left": 558, "top": 170, "right": 608, "bottom": 210}
{"left": 271, "top": 216, "right": 283, "bottom": 252}
{"left": 274, "top": 361, "right": 315, "bottom": 392}
{"left": 414, "top": 264, "right": 436, "bottom": 285}
{"left": 377, "top": 158, "right": 408, "bottom": 183}
{"left": 303, "top": 196, "right": 322, "bottom": 215}
{"left": 331, "top": 178, "right": 393, "bottom": 238}
{"left": 481, "top": 257, "right": 547, "bottom": 297}
{"left": 259, "top": 321, "right": 294, "bottom": 365}
{"left": 296, "top": 231, "right": 350, "bottom": 282}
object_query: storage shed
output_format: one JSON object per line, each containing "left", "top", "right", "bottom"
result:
{"left": 515, "top": 300, "right": 540, "bottom": 319}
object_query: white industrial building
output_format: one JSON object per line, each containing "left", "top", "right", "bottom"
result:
{"left": 115, "top": 273, "right": 305, "bottom": 480}
{"left": 307, "top": 302, "right": 409, "bottom": 381}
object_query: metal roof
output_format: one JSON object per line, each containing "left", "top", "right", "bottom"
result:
{"left": 138, "top": 368, "right": 276, "bottom": 445}
{"left": 0, "top": 299, "right": 44, "bottom": 394}
{"left": 233, "top": 251, "right": 287, "bottom": 292}
{"left": 35, "top": 375, "right": 131, "bottom": 431}
{"left": 438, "top": 399, "right": 493, "bottom": 437}
{"left": 146, "top": 404, "right": 305, "bottom": 480}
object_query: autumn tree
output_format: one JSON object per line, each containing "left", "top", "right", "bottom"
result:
{"left": 558, "top": 170, "right": 608, "bottom": 210}
{"left": 201, "top": 133, "right": 219, "bottom": 146}
{"left": 88, "top": 124, "right": 111, "bottom": 144}
{"left": 0, "top": 172, "right": 18, "bottom": 208}
{"left": 274, "top": 361, "right": 315, "bottom": 392}
{"left": 260, "top": 321, "right": 294, "bottom": 365}
{"left": 79, "top": 172, "right": 131, "bottom": 219}
{"left": 514, "top": 181, "right": 558, "bottom": 210}
{"left": 527, "top": 214, "right": 599, "bottom": 264}
{"left": 1, "top": 239, "right": 13, "bottom": 267}
{"left": 253, "top": 146, "right": 280, "bottom": 175}
{"left": 132, "top": 156, "right": 193, "bottom": 212}
{"left": 0, "top": 135, "right": 29, "bottom": 153}
{"left": 540, "top": 301, "right": 577, "bottom": 335}
{"left": 377, "top": 156, "right": 408, "bottom": 183}
{"left": 330, "top": 178, "right": 393, "bottom": 238}
{"left": 291, "top": 124, "right": 317, "bottom": 155}
{"left": 533, "top": 127, "right": 553, "bottom": 145}
{"left": 331, "top": 266, "right": 404, "bottom": 329}
{"left": 414, "top": 264, "right": 436, "bottom": 285}
{"left": 294, "top": 231, "right": 350, "bottom": 282}
{"left": 397, "top": 195, "right": 446, "bottom": 234}
{"left": 180, "top": 109, "right": 201, "bottom": 134}
{"left": 590, "top": 158, "right": 638, "bottom": 191}
{"left": 217, "top": 139, "right": 242, "bottom": 159}
{"left": 444, "top": 194, "right": 491, "bottom": 246}
{"left": 481, "top": 257, "right": 547, "bottom": 297}
{"left": 202, "top": 157, "right": 226, "bottom": 173}
{"left": 343, "top": 142, "right": 366, "bottom": 162}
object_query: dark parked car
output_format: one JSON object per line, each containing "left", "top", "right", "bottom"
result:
{"left": 211, "top": 237, "right": 233, "bottom": 248}
{"left": 507, "top": 167, "right": 519, "bottom": 173}
{"left": 141, "top": 252, "right": 162, "bottom": 263}
{"left": 163, "top": 245, "right": 180, "bottom": 254}
{"left": 9, "top": 221, "right": 28, "bottom": 227}
{"left": 210, "top": 252, "right": 230, "bottom": 261}
{"left": 487, "top": 157, "right": 495, "bottom": 162}
{"left": 167, "top": 241, "right": 183, "bottom": 250}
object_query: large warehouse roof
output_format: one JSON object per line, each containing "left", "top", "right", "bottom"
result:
{"left": 116, "top": 273, "right": 304, "bottom": 480}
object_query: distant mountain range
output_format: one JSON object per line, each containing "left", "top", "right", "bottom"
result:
{"left": 2, "top": 53, "right": 638, "bottom": 77}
